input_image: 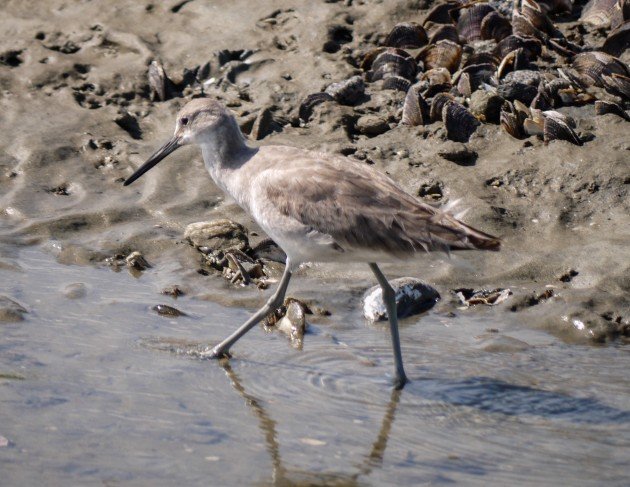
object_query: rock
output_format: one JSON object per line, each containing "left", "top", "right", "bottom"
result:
{"left": 0, "top": 296, "right": 27, "bottom": 322}
{"left": 469, "top": 90, "right": 504, "bottom": 124}
{"left": 125, "top": 251, "right": 151, "bottom": 271}
{"left": 276, "top": 300, "right": 307, "bottom": 342}
{"left": 264, "top": 298, "right": 308, "bottom": 346}
{"left": 363, "top": 277, "right": 440, "bottom": 323}
{"left": 161, "top": 285, "right": 185, "bottom": 297}
{"left": 250, "top": 238, "right": 287, "bottom": 263}
{"left": 356, "top": 114, "right": 390, "bottom": 136}
{"left": 62, "top": 283, "right": 87, "bottom": 299}
{"left": 152, "top": 304, "right": 187, "bottom": 317}
{"left": 184, "top": 219, "right": 249, "bottom": 252}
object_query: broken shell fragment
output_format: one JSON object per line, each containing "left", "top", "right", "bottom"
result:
{"left": 454, "top": 288, "right": 512, "bottom": 307}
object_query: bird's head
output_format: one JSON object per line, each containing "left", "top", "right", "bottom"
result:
{"left": 123, "top": 98, "right": 234, "bottom": 186}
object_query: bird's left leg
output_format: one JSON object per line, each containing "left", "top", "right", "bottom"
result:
{"left": 203, "top": 258, "right": 293, "bottom": 359}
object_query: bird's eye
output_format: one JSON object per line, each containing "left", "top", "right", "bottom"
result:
{"left": 181, "top": 117, "right": 189, "bottom": 126}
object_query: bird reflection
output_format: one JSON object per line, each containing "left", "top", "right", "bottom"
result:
{"left": 220, "top": 361, "right": 401, "bottom": 486}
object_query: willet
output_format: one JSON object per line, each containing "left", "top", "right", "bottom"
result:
{"left": 124, "top": 98, "right": 500, "bottom": 389}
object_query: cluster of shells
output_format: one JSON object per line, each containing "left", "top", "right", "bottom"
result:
{"left": 302, "top": 0, "right": 629, "bottom": 145}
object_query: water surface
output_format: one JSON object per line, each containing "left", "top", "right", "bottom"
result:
{"left": 1, "top": 247, "right": 628, "bottom": 486}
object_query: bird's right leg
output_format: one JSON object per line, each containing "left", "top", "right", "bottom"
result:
{"left": 369, "top": 263, "right": 408, "bottom": 390}
{"left": 203, "top": 258, "right": 293, "bottom": 359}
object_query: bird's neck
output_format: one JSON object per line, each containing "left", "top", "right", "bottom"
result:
{"left": 199, "top": 117, "right": 254, "bottom": 172}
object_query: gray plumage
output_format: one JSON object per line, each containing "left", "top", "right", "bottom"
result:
{"left": 124, "top": 97, "right": 501, "bottom": 389}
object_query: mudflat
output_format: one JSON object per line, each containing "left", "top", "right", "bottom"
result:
{"left": 0, "top": 1, "right": 629, "bottom": 485}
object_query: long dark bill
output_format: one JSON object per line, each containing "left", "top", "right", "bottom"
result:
{"left": 123, "top": 137, "right": 181, "bottom": 186}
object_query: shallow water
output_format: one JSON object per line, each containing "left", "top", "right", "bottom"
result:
{"left": 1, "top": 246, "right": 629, "bottom": 486}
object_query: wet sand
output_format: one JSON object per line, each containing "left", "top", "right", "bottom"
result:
{"left": 1, "top": 0, "right": 629, "bottom": 485}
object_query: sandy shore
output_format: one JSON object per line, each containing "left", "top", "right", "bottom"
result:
{"left": 0, "top": 0, "right": 628, "bottom": 343}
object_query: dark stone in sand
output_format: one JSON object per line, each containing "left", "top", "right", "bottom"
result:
{"left": 0, "top": 296, "right": 27, "bottom": 322}
{"left": 363, "top": 277, "right": 440, "bottom": 323}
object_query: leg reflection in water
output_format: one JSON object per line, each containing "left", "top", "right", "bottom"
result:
{"left": 220, "top": 361, "right": 402, "bottom": 485}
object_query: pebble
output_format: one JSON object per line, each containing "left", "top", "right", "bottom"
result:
{"left": 356, "top": 114, "right": 390, "bottom": 136}
{"left": 0, "top": 296, "right": 27, "bottom": 322}
{"left": 152, "top": 304, "right": 187, "bottom": 317}
{"left": 62, "top": 283, "right": 87, "bottom": 299}
{"left": 363, "top": 277, "right": 440, "bottom": 323}
{"left": 468, "top": 90, "right": 504, "bottom": 124}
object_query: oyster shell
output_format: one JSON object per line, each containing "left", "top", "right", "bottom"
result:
{"left": 500, "top": 100, "right": 529, "bottom": 139}
{"left": 428, "top": 24, "right": 460, "bottom": 44}
{"left": 594, "top": 99, "right": 630, "bottom": 120}
{"left": 423, "top": 1, "right": 461, "bottom": 25}
{"left": 148, "top": 60, "right": 171, "bottom": 101}
{"left": 381, "top": 75, "right": 412, "bottom": 92}
{"left": 496, "top": 35, "right": 542, "bottom": 60}
{"left": 457, "top": 3, "right": 496, "bottom": 42}
{"left": 581, "top": 0, "right": 620, "bottom": 27}
{"left": 384, "top": 22, "right": 428, "bottom": 49}
{"left": 369, "top": 48, "right": 418, "bottom": 81}
{"left": 572, "top": 51, "right": 630, "bottom": 88}
{"left": 603, "top": 21, "right": 630, "bottom": 57}
{"left": 430, "top": 92, "right": 455, "bottom": 122}
{"left": 480, "top": 10, "right": 512, "bottom": 42}
{"left": 417, "top": 40, "right": 462, "bottom": 73}
{"left": 298, "top": 92, "right": 334, "bottom": 122}
{"left": 443, "top": 101, "right": 481, "bottom": 142}
{"left": 542, "top": 110, "right": 583, "bottom": 146}
{"left": 402, "top": 84, "right": 430, "bottom": 126}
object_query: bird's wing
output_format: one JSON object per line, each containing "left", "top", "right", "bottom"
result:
{"left": 260, "top": 155, "right": 500, "bottom": 254}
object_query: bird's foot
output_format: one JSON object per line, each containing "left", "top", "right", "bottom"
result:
{"left": 393, "top": 373, "right": 408, "bottom": 390}
{"left": 198, "top": 346, "right": 232, "bottom": 360}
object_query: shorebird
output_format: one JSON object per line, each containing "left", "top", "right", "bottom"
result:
{"left": 124, "top": 97, "right": 500, "bottom": 389}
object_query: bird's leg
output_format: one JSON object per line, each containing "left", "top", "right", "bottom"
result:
{"left": 204, "top": 259, "right": 293, "bottom": 359}
{"left": 369, "top": 263, "right": 408, "bottom": 389}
